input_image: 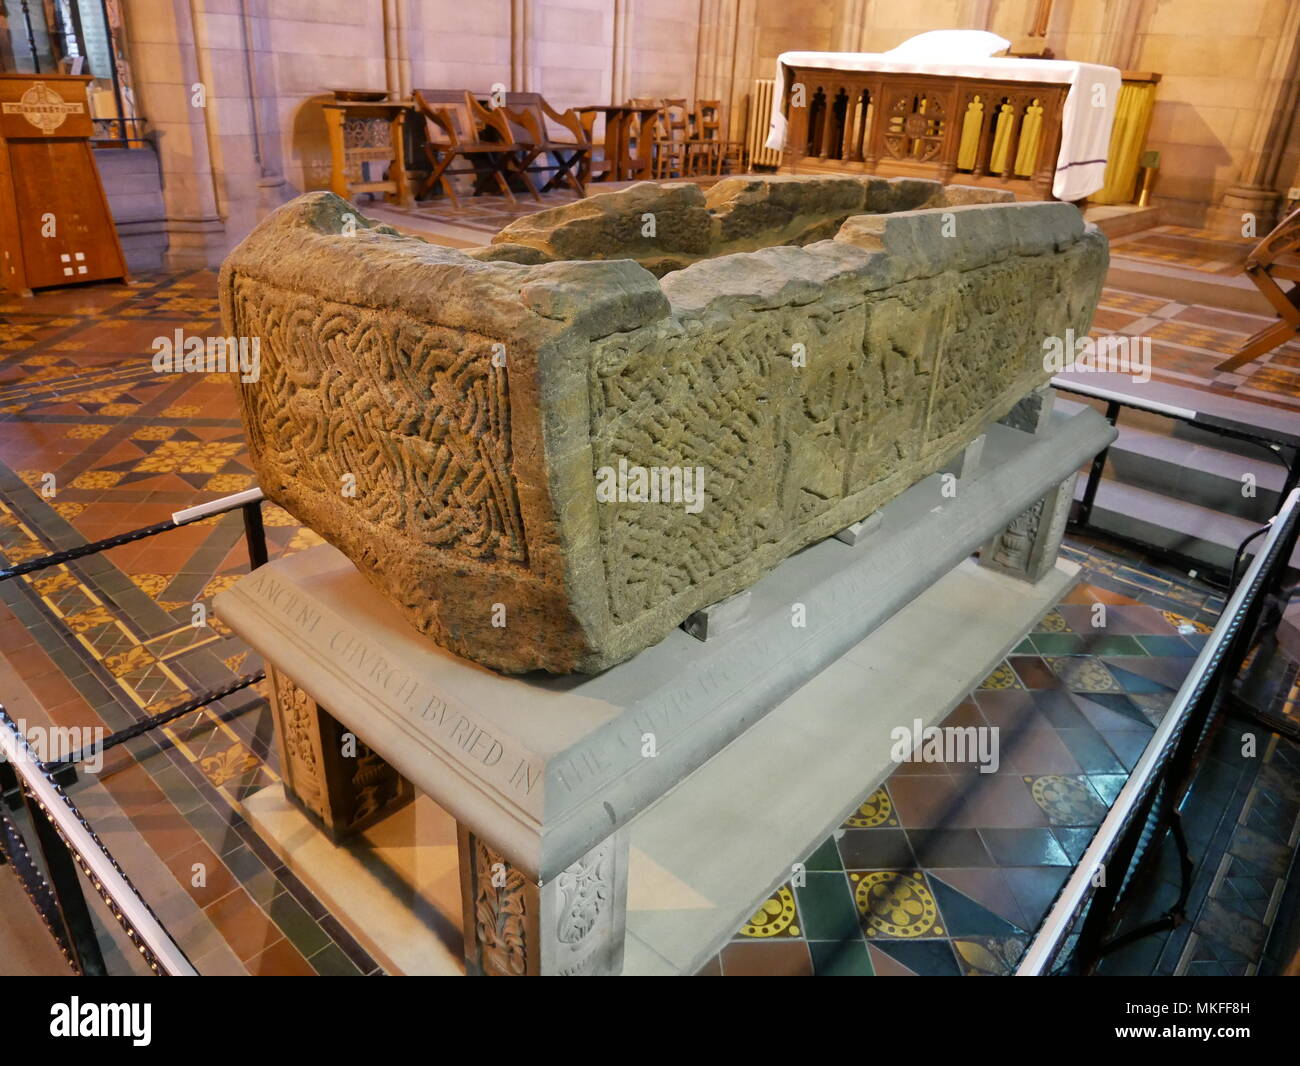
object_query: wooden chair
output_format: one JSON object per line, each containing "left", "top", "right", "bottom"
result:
{"left": 411, "top": 90, "right": 525, "bottom": 207}
{"left": 652, "top": 99, "right": 691, "bottom": 179}
{"left": 624, "top": 97, "right": 658, "bottom": 167}
{"left": 693, "top": 99, "right": 746, "bottom": 176}
{"left": 1217, "top": 205, "right": 1300, "bottom": 372}
{"left": 498, "top": 92, "right": 589, "bottom": 197}
{"left": 575, "top": 109, "right": 623, "bottom": 183}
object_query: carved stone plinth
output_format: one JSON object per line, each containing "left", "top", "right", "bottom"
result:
{"left": 267, "top": 666, "right": 412, "bottom": 841}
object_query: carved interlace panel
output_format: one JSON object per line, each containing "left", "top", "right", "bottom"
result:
{"left": 232, "top": 277, "right": 527, "bottom": 570}
{"left": 587, "top": 242, "right": 1092, "bottom": 624}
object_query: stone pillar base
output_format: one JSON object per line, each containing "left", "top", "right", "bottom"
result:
{"left": 1206, "top": 185, "right": 1283, "bottom": 240}
{"left": 268, "top": 666, "right": 413, "bottom": 843}
{"left": 459, "top": 827, "right": 629, "bottom": 977}
{"left": 979, "top": 472, "right": 1077, "bottom": 584}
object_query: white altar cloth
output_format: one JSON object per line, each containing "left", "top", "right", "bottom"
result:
{"left": 765, "top": 51, "right": 1121, "bottom": 201}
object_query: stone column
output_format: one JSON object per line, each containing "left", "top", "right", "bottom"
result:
{"left": 833, "top": 0, "right": 869, "bottom": 52}
{"left": 611, "top": 0, "right": 632, "bottom": 104}
{"left": 1095, "top": 0, "right": 1146, "bottom": 69}
{"left": 1214, "top": 3, "right": 1300, "bottom": 234}
{"left": 267, "top": 667, "right": 413, "bottom": 842}
{"left": 957, "top": 0, "right": 994, "bottom": 32}
{"left": 695, "top": 0, "right": 743, "bottom": 139}
{"left": 240, "top": 0, "right": 287, "bottom": 217}
{"left": 510, "top": 0, "right": 534, "bottom": 92}
{"left": 458, "top": 827, "right": 630, "bottom": 977}
{"left": 123, "top": 0, "right": 226, "bottom": 267}
{"left": 979, "top": 385, "right": 1071, "bottom": 584}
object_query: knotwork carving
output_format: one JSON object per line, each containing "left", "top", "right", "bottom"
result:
{"left": 231, "top": 276, "right": 526, "bottom": 570}
{"left": 225, "top": 184, "right": 1107, "bottom": 673}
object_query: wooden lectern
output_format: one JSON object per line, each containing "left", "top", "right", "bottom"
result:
{"left": 0, "top": 73, "right": 129, "bottom": 297}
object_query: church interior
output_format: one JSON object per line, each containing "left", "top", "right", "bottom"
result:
{"left": 0, "top": 0, "right": 1298, "bottom": 985}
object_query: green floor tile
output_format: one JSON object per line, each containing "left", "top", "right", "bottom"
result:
{"left": 803, "top": 835, "right": 843, "bottom": 871}
{"left": 307, "top": 942, "right": 363, "bottom": 977}
{"left": 794, "top": 872, "right": 862, "bottom": 942}
{"left": 809, "top": 937, "right": 874, "bottom": 976}
{"left": 1031, "top": 633, "right": 1086, "bottom": 655}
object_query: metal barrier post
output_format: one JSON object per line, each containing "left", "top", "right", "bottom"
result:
{"left": 21, "top": 786, "right": 107, "bottom": 975}
{"left": 1075, "top": 399, "right": 1120, "bottom": 528}
{"left": 242, "top": 499, "right": 269, "bottom": 569}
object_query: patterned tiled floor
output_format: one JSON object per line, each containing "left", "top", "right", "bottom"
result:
{"left": 693, "top": 543, "right": 1236, "bottom": 976}
{"left": 1109, "top": 224, "right": 1298, "bottom": 278}
{"left": 0, "top": 271, "right": 368, "bottom": 975}
{"left": 0, "top": 223, "right": 1297, "bottom": 973}
{"left": 1089, "top": 286, "right": 1300, "bottom": 410}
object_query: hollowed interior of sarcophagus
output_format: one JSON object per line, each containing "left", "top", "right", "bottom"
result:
{"left": 468, "top": 175, "right": 1016, "bottom": 276}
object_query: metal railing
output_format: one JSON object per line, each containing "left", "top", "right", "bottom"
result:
{"left": 91, "top": 117, "right": 152, "bottom": 149}
{"left": 0, "top": 707, "right": 198, "bottom": 975}
{"left": 1018, "top": 486, "right": 1300, "bottom": 975}
{"left": 0, "top": 488, "right": 272, "bottom": 974}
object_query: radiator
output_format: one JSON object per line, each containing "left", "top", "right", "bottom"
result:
{"left": 746, "top": 78, "right": 782, "bottom": 168}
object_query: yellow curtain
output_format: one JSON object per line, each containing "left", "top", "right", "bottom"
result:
{"left": 1092, "top": 78, "right": 1159, "bottom": 205}
{"left": 989, "top": 102, "right": 1015, "bottom": 173}
{"left": 957, "top": 97, "right": 983, "bottom": 170}
{"left": 1015, "top": 100, "right": 1044, "bottom": 176}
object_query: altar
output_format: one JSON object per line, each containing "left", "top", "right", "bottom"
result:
{"left": 766, "top": 50, "right": 1123, "bottom": 202}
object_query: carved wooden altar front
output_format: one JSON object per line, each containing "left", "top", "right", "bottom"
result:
{"left": 780, "top": 66, "right": 1067, "bottom": 200}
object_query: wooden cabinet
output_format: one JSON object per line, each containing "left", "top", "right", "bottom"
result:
{"left": 0, "top": 73, "right": 129, "bottom": 296}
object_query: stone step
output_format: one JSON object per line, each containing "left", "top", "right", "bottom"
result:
{"left": 94, "top": 145, "right": 168, "bottom": 274}
{"left": 1082, "top": 203, "right": 1162, "bottom": 240}
{"left": 1057, "top": 397, "right": 1287, "bottom": 521}
{"left": 1107, "top": 255, "right": 1269, "bottom": 315}
{"left": 1071, "top": 476, "right": 1300, "bottom": 573}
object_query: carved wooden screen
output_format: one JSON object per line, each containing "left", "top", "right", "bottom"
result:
{"left": 782, "top": 67, "right": 1067, "bottom": 200}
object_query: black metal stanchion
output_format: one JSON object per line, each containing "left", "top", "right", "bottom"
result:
{"left": 242, "top": 499, "right": 269, "bottom": 569}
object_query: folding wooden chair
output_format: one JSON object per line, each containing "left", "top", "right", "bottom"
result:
{"left": 499, "top": 92, "right": 590, "bottom": 197}
{"left": 1217, "top": 206, "right": 1300, "bottom": 372}
{"left": 411, "top": 90, "right": 524, "bottom": 208}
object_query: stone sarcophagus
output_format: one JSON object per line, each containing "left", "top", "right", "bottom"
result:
{"left": 220, "top": 176, "right": 1106, "bottom": 674}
